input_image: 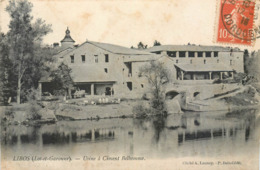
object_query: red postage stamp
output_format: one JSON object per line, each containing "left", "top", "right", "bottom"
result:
{"left": 216, "top": 0, "right": 259, "bottom": 45}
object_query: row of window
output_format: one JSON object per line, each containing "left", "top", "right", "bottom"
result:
{"left": 174, "top": 59, "right": 233, "bottom": 65}
{"left": 70, "top": 54, "right": 109, "bottom": 63}
{"left": 166, "top": 51, "right": 218, "bottom": 58}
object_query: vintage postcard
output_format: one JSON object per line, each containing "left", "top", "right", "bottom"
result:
{"left": 0, "top": 0, "right": 260, "bottom": 170}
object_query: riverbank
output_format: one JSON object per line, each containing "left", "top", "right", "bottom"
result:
{"left": 0, "top": 99, "right": 150, "bottom": 125}
{"left": 53, "top": 99, "right": 149, "bottom": 120}
{"left": 1, "top": 83, "right": 260, "bottom": 124}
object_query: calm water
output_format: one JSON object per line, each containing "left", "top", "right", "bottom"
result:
{"left": 1, "top": 109, "right": 260, "bottom": 160}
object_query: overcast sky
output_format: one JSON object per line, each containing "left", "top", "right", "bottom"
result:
{"left": 0, "top": 0, "right": 259, "bottom": 50}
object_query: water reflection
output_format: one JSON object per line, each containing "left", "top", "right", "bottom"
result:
{"left": 3, "top": 128, "right": 116, "bottom": 146}
{"left": 1, "top": 109, "right": 260, "bottom": 159}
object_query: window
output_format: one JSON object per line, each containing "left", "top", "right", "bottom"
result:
{"left": 189, "top": 51, "right": 195, "bottom": 57}
{"left": 179, "top": 51, "right": 186, "bottom": 57}
{"left": 204, "top": 59, "right": 206, "bottom": 64}
{"left": 167, "top": 51, "right": 176, "bottom": 57}
{"left": 81, "top": 55, "right": 85, "bottom": 63}
{"left": 70, "top": 55, "right": 74, "bottom": 63}
{"left": 198, "top": 52, "right": 203, "bottom": 57}
{"left": 214, "top": 52, "right": 218, "bottom": 57}
{"left": 94, "top": 55, "right": 98, "bottom": 63}
{"left": 206, "top": 52, "right": 211, "bottom": 57}
{"left": 105, "top": 54, "right": 109, "bottom": 62}
{"left": 127, "top": 82, "right": 132, "bottom": 91}
{"left": 104, "top": 68, "right": 108, "bottom": 73}
{"left": 141, "top": 84, "right": 144, "bottom": 88}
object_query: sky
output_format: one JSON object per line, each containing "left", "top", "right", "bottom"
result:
{"left": 0, "top": 0, "right": 259, "bottom": 50}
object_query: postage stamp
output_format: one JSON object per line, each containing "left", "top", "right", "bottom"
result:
{"left": 216, "top": 0, "right": 260, "bottom": 46}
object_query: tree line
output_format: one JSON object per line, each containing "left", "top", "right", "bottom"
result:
{"left": 131, "top": 40, "right": 162, "bottom": 49}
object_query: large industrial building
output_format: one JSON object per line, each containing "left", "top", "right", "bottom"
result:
{"left": 39, "top": 28, "right": 244, "bottom": 98}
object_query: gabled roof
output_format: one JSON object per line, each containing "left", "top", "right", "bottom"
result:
{"left": 175, "top": 63, "right": 233, "bottom": 72}
{"left": 88, "top": 41, "right": 152, "bottom": 55}
{"left": 146, "top": 45, "right": 242, "bottom": 52}
{"left": 65, "top": 41, "right": 152, "bottom": 56}
{"left": 53, "top": 47, "right": 74, "bottom": 59}
{"left": 39, "top": 75, "right": 52, "bottom": 83}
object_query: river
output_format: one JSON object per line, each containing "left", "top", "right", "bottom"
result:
{"left": 1, "top": 109, "right": 260, "bottom": 160}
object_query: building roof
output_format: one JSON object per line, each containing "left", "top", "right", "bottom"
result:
{"left": 61, "top": 28, "right": 75, "bottom": 43}
{"left": 146, "top": 45, "right": 242, "bottom": 52}
{"left": 88, "top": 41, "right": 152, "bottom": 55}
{"left": 39, "top": 75, "right": 52, "bottom": 83}
{"left": 123, "top": 54, "right": 160, "bottom": 62}
{"left": 68, "top": 41, "right": 152, "bottom": 55}
{"left": 53, "top": 47, "right": 74, "bottom": 59}
{"left": 174, "top": 64, "right": 233, "bottom": 72}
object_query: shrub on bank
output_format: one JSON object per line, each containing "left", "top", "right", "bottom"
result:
{"left": 132, "top": 104, "right": 150, "bottom": 118}
{"left": 26, "top": 88, "right": 43, "bottom": 120}
{"left": 27, "top": 101, "right": 42, "bottom": 120}
{"left": 1, "top": 107, "right": 14, "bottom": 124}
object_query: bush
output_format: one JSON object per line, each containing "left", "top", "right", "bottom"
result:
{"left": 132, "top": 104, "right": 150, "bottom": 118}
{"left": 1, "top": 107, "right": 14, "bottom": 123}
{"left": 5, "top": 108, "right": 14, "bottom": 117}
{"left": 26, "top": 88, "right": 41, "bottom": 101}
{"left": 27, "top": 101, "right": 42, "bottom": 120}
{"left": 53, "top": 89, "right": 65, "bottom": 96}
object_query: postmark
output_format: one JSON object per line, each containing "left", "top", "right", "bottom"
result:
{"left": 216, "top": 0, "right": 260, "bottom": 45}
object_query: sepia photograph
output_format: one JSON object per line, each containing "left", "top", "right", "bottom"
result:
{"left": 0, "top": 0, "right": 260, "bottom": 169}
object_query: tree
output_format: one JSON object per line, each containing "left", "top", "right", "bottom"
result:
{"left": 243, "top": 49, "right": 260, "bottom": 81}
{"left": 20, "top": 46, "right": 57, "bottom": 101}
{"left": 139, "top": 61, "right": 169, "bottom": 113}
{"left": 0, "top": 33, "right": 16, "bottom": 105}
{"left": 50, "top": 63, "right": 74, "bottom": 99}
{"left": 6, "top": 0, "right": 52, "bottom": 104}
{"left": 137, "top": 42, "right": 147, "bottom": 49}
{"left": 244, "top": 49, "right": 250, "bottom": 74}
{"left": 153, "top": 40, "right": 161, "bottom": 46}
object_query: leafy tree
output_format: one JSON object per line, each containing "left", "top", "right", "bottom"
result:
{"left": 0, "top": 33, "right": 16, "bottom": 105}
{"left": 50, "top": 63, "right": 74, "bottom": 99}
{"left": 153, "top": 40, "right": 161, "bottom": 46}
{"left": 139, "top": 61, "right": 169, "bottom": 113}
{"left": 6, "top": 0, "right": 52, "bottom": 104}
{"left": 243, "top": 49, "right": 260, "bottom": 81}
{"left": 20, "top": 46, "right": 57, "bottom": 101}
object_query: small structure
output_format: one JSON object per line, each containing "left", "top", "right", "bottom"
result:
{"left": 146, "top": 45, "right": 244, "bottom": 83}
{"left": 60, "top": 27, "right": 75, "bottom": 49}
